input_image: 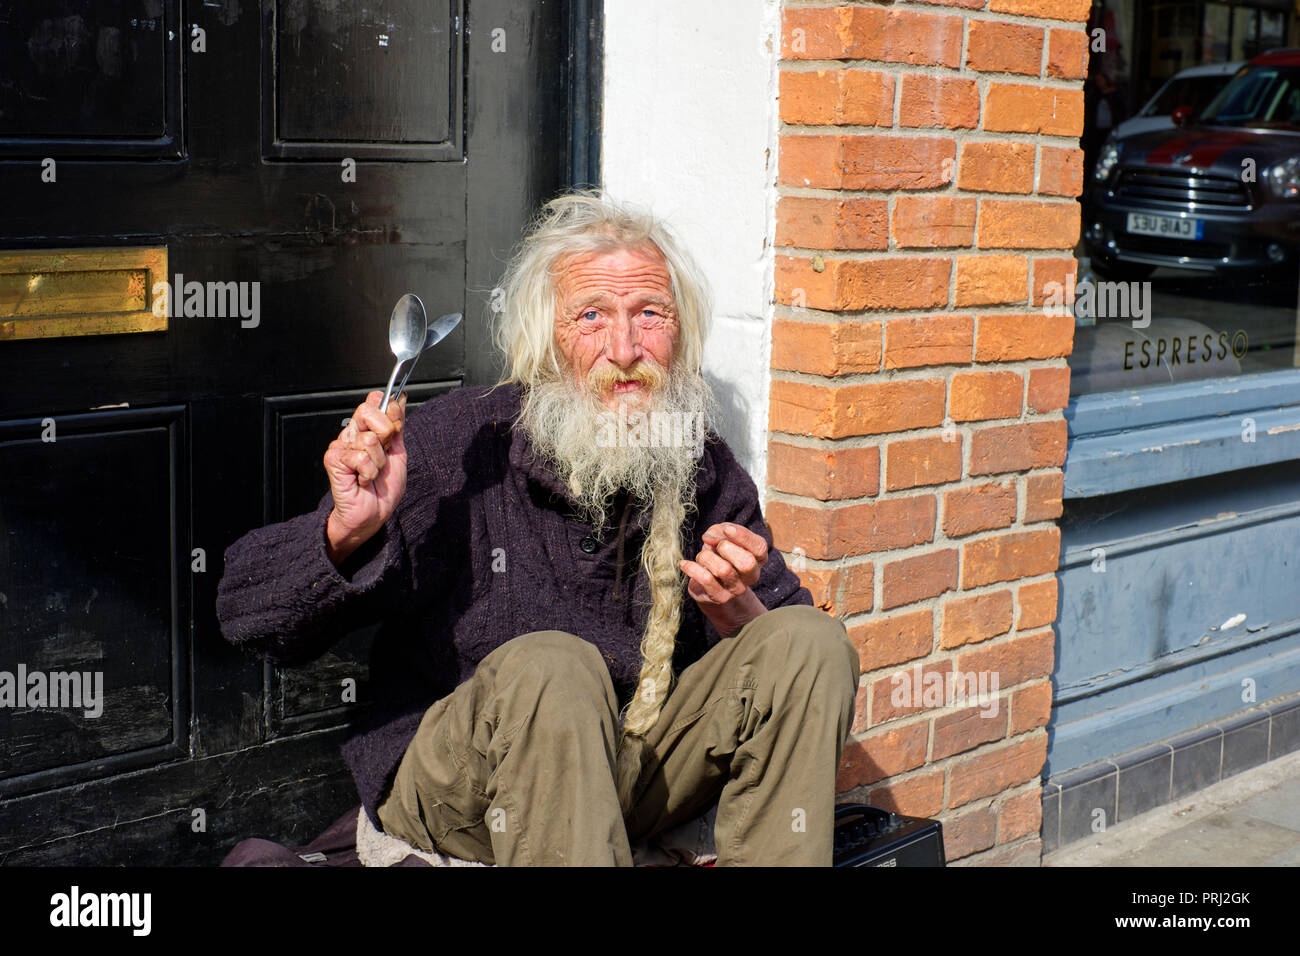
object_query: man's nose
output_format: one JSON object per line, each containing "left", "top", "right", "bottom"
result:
{"left": 605, "top": 312, "right": 639, "bottom": 367}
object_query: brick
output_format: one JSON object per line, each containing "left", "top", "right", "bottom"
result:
{"left": 780, "top": 134, "right": 957, "bottom": 190}
{"left": 983, "top": 83, "right": 1084, "bottom": 136}
{"left": 776, "top": 196, "right": 889, "bottom": 250}
{"left": 768, "top": 494, "right": 936, "bottom": 561}
{"left": 969, "top": 420, "right": 1068, "bottom": 475}
{"left": 975, "top": 313, "right": 1074, "bottom": 360}
{"left": 782, "top": 7, "right": 964, "bottom": 66}
{"left": 848, "top": 608, "right": 934, "bottom": 672}
{"left": 892, "top": 196, "right": 977, "bottom": 248}
{"left": 989, "top": 0, "right": 1091, "bottom": 22}
{"left": 885, "top": 435, "right": 963, "bottom": 491}
{"left": 943, "top": 806, "right": 998, "bottom": 859}
{"left": 941, "top": 588, "right": 1015, "bottom": 648}
{"left": 1031, "top": 257, "right": 1078, "bottom": 306}
{"left": 966, "top": 21, "right": 1043, "bottom": 75}
{"left": 871, "top": 659, "right": 953, "bottom": 722}
{"left": 1024, "top": 470, "right": 1064, "bottom": 520}
{"left": 771, "top": 319, "right": 882, "bottom": 375}
{"left": 998, "top": 789, "right": 1043, "bottom": 843}
{"left": 775, "top": 255, "right": 951, "bottom": 311}
{"left": 1017, "top": 578, "right": 1058, "bottom": 629}
{"left": 767, "top": 441, "right": 880, "bottom": 499}
{"left": 957, "top": 630, "right": 1056, "bottom": 690}
{"left": 958, "top": 141, "right": 1035, "bottom": 193}
{"left": 798, "top": 566, "right": 842, "bottom": 612}
{"left": 977, "top": 200, "right": 1080, "bottom": 249}
{"left": 1009, "top": 680, "right": 1053, "bottom": 735}
{"left": 781, "top": 6, "right": 877, "bottom": 59}
{"left": 943, "top": 481, "right": 1017, "bottom": 538}
{"left": 837, "top": 721, "right": 930, "bottom": 789}
{"left": 961, "top": 839, "right": 1042, "bottom": 866}
{"left": 954, "top": 255, "right": 1029, "bottom": 307}
{"left": 909, "top": 0, "right": 986, "bottom": 9}
{"left": 851, "top": 682, "right": 870, "bottom": 735}
{"left": 947, "top": 735, "right": 1048, "bottom": 808}
{"left": 882, "top": 315, "right": 973, "bottom": 369}
{"left": 806, "top": 560, "right": 875, "bottom": 619}
{"left": 961, "top": 528, "right": 1061, "bottom": 588}
{"left": 950, "top": 370, "right": 1023, "bottom": 421}
{"left": 1039, "top": 145, "right": 1084, "bottom": 197}
{"left": 881, "top": 548, "right": 959, "bottom": 610}
{"left": 933, "top": 704, "right": 1010, "bottom": 760}
{"left": 769, "top": 378, "right": 946, "bottom": 439}
{"left": 899, "top": 74, "right": 980, "bottom": 129}
{"left": 865, "top": 771, "right": 945, "bottom": 818}
{"left": 1047, "top": 28, "right": 1089, "bottom": 79}
{"left": 779, "top": 69, "right": 895, "bottom": 127}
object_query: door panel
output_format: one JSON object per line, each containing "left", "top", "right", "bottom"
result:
{"left": 0, "top": 0, "right": 589, "bottom": 864}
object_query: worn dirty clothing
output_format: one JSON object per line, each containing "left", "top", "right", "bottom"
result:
{"left": 377, "top": 604, "right": 859, "bottom": 865}
{"left": 215, "top": 383, "right": 814, "bottom": 825}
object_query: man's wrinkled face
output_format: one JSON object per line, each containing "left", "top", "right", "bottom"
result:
{"left": 553, "top": 245, "right": 680, "bottom": 413}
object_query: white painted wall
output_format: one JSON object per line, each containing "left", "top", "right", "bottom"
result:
{"left": 601, "top": 0, "right": 780, "bottom": 496}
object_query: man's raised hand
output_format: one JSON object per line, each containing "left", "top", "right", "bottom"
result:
{"left": 679, "top": 522, "right": 770, "bottom": 637}
{"left": 324, "top": 391, "right": 407, "bottom": 566}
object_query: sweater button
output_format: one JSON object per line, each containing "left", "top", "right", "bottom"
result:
{"left": 579, "top": 536, "right": 599, "bottom": 554}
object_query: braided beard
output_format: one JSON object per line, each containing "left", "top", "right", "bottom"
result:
{"left": 516, "top": 360, "right": 718, "bottom": 809}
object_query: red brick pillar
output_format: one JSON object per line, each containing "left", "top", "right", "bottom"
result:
{"left": 768, "top": 0, "right": 1088, "bottom": 864}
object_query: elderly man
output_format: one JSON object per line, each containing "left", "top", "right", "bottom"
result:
{"left": 216, "top": 192, "right": 859, "bottom": 866}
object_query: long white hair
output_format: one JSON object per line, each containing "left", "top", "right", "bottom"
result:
{"left": 492, "top": 190, "right": 712, "bottom": 388}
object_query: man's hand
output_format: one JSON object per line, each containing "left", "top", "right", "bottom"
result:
{"left": 324, "top": 390, "right": 407, "bottom": 566}
{"left": 679, "top": 522, "right": 769, "bottom": 638}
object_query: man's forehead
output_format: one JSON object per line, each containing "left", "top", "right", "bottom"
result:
{"left": 556, "top": 247, "right": 674, "bottom": 298}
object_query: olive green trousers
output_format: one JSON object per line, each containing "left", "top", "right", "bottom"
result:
{"left": 376, "top": 604, "right": 859, "bottom": 866}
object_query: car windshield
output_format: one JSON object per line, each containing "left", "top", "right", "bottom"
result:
{"left": 1142, "top": 75, "right": 1233, "bottom": 117}
{"left": 1198, "top": 66, "right": 1300, "bottom": 128}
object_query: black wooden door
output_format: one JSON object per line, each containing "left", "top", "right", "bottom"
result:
{"left": 0, "top": 0, "right": 594, "bottom": 864}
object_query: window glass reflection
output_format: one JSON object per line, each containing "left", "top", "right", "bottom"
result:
{"left": 1071, "top": 3, "right": 1300, "bottom": 398}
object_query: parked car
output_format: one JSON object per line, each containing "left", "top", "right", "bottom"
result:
{"left": 1084, "top": 49, "right": 1300, "bottom": 280}
{"left": 1112, "top": 61, "right": 1243, "bottom": 141}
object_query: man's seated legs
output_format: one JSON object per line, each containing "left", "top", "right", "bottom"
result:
{"left": 624, "top": 604, "right": 859, "bottom": 866}
{"left": 377, "top": 629, "right": 633, "bottom": 866}
{"left": 378, "top": 605, "right": 859, "bottom": 866}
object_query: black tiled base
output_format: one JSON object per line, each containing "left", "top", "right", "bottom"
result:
{"left": 1044, "top": 692, "right": 1300, "bottom": 853}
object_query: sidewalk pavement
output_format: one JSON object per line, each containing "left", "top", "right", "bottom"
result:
{"left": 1043, "top": 748, "right": 1300, "bottom": 866}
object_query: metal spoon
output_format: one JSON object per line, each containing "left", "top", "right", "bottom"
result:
{"left": 387, "top": 311, "right": 463, "bottom": 406}
{"left": 379, "top": 294, "right": 428, "bottom": 413}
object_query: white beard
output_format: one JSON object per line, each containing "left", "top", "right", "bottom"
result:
{"left": 515, "top": 362, "right": 718, "bottom": 532}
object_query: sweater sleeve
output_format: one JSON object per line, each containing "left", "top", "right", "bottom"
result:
{"left": 215, "top": 397, "right": 454, "bottom": 666}
{"left": 215, "top": 492, "right": 410, "bottom": 666}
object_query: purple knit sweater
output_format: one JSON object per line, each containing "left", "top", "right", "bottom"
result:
{"left": 215, "top": 382, "right": 812, "bottom": 823}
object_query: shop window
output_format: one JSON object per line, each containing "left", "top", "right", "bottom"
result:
{"left": 1066, "top": 5, "right": 1300, "bottom": 496}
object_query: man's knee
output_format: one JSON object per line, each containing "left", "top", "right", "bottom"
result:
{"left": 749, "top": 605, "right": 859, "bottom": 683}
{"left": 491, "top": 630, "right": 613, "bottom": 702}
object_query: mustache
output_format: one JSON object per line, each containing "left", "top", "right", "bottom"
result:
{"left": 586, "top": 360, "right": 667, "bottom": 394}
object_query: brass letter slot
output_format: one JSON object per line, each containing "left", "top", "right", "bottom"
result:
{"left": 0, "top": 246, "right": 168, "bottom": 341}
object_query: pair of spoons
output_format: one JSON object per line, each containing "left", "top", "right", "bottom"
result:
{"left": 379, "top": 293, "right": 463, "bottom": 413}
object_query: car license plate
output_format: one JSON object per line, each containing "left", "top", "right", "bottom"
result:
{"left": 1126, "top": 212, "right": 1203, "bottom": 239}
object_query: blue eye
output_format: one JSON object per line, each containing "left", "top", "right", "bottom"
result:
{"left": 642, "top": 309, "right": 658, "bottom": 318}
{"left": 581, "top": 310, "right": 598, "bottom": 321}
